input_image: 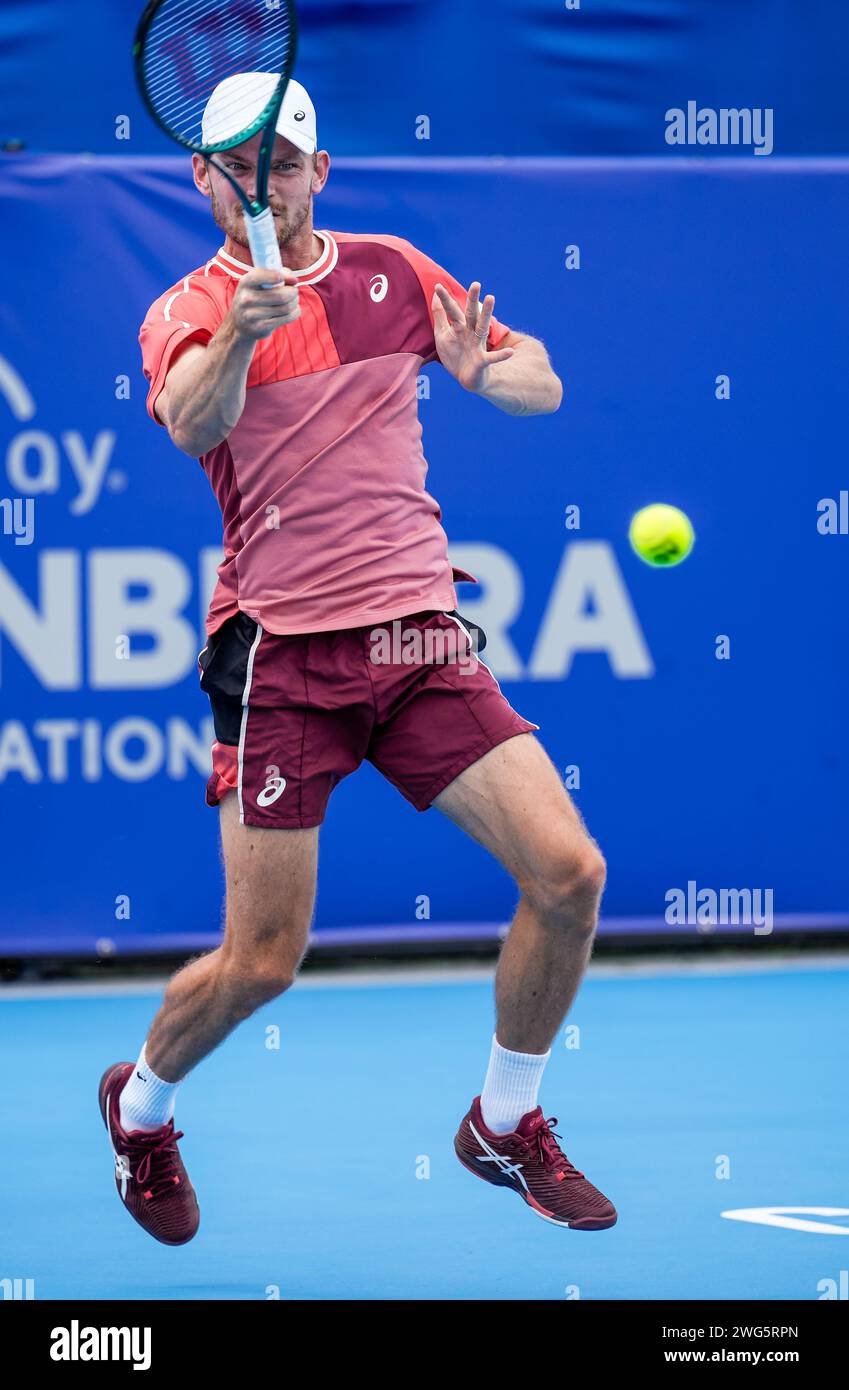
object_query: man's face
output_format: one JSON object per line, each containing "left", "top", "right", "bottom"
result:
{"left": 193, "top": 131, "right": 327, "bottom": 250}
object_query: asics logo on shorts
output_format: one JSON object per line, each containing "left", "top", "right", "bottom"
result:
{"left": 256, "top": 776, "right": 287, "bottom": 807}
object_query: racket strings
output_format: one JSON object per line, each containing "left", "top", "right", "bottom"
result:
{"left": 140, "top": 0, "right": 294, "bottom": 148}
{"left": 146, "top": 30, "right": 290, "bottom": 131}
{"left": 147, "top": 9, "right": 270, "bottom": 110}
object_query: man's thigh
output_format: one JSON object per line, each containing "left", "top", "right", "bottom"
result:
{"left": 218, "top": 791, "right": 319, "bottom": 962}
{"left": 367, "top": 613, "right": 537, "bottom": 811}
{"left": 432, "top": 732, "right": 600, "bottom": 888}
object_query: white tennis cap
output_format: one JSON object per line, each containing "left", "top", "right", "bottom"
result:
{"left": 201, "top": 73, "right": 317, "bottom": 154}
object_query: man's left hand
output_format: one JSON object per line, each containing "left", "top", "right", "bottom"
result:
{"left": 431, "top": 281, "right": 514, "bottom": 393}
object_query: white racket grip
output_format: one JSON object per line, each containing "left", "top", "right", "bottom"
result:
{"left": 245, "top": 206, "right": 283, "bottom": 271}
{"left": 245, "top": 208, "right": 301, "bottom": 320}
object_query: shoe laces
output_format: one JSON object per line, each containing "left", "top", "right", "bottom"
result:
{"left": 533, "top": 1117, "right": 584, "bottom": 1179}
{"left": 126, "top": 1124, "right": 185, "bottom": 1199}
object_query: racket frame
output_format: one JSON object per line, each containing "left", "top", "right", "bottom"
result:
{"left": 132, "top": 0, "right": 300, "bottom": 270}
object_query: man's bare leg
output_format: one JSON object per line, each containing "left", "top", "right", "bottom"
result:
{"left": 442, "top": 733, "right": 616, "bottom": 1227}
{"left": 143, "top": 793, "right": 319, "bottom": 1083}
{"left": 434, "top": 732, "right": 605, "bottom": 1055}
{"left": 101, "top": 793, "right": 318, "bottom": 1244}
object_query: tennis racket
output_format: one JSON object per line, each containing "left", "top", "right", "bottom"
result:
{"left": 133, "top": 0, "right": 298, "bottom": 273}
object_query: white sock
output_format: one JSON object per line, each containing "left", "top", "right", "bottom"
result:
{"left": 119, "top": 1044, "right": 181, "bottom": 1134}
{"left": 480, "top": 1034, "right": 551, "bottom": 1135}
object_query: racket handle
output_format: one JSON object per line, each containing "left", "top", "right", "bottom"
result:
{"left": 245, "top": 208, "right": 301, "bottom": 317}
{"left": 245, "top": 206, "right": 282, "bottom": 270}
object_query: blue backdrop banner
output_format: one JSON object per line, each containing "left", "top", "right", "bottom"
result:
{"left": 1, "top": 155, "right": 847, "bottom": 953}
{"left": 2, "top": 2, "right": 848, "bottom": 157}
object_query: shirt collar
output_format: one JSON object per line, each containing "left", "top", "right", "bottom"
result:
{"left": 211, "top": 231, "right": 338, "bottom": 285}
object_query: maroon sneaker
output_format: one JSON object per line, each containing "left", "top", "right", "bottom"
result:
{"left": 454, "top": 1096, "right": 617, "bottom": 1230}
{"left": 98, "top": 1062, "right": 200, "bottom": 1246}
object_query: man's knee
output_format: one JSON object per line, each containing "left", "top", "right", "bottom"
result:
{"left": 218, "top": 946, "right": 299, "bottom": 1019}
{"left": 522, "top": 839, "right": 607, "bottom": 927}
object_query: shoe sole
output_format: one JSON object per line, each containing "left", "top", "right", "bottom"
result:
{"left": 455, "top": 1149, "right": 618, "bottom": 1231}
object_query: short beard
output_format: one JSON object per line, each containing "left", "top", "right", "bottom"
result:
{"left": 209, "top": 188, "right": 311, "bottom": 251}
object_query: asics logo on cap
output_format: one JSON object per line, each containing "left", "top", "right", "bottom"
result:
{"left": 294, "top": 111, "right": 305, "bottom": 121}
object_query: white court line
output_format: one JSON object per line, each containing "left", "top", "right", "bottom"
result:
{"left": 1, "top": 952, "right": 849, "bottom": 1001}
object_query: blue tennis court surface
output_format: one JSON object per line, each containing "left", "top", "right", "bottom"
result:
{"left": 2, "top": 958, "right": 847, "bottom": 1300}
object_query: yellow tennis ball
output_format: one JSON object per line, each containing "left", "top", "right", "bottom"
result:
{"left": 628, "top": 503, "right": 695, "bottom": 567}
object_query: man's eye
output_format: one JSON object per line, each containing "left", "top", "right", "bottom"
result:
{"left": 273, "top": 162, "right": 297, "bottom": 171}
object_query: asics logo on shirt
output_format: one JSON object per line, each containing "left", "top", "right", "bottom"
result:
{"left": 257, "top": 776, "right": 287, "bottom": 807}
{"left": 369, "top": 273, "right": 389, "bottom": 303}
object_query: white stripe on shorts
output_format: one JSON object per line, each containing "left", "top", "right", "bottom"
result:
{"left": 236, "top": 622, "right": 264, "bottom": 825}
{"left": 442, "top": 611, "right": 539, "bottom": 729}
{"left": 443, "top": 611, "right": 503, "bottom": 695}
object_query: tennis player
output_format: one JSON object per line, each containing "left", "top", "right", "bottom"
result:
{"left": 99, "top": 74, "right": 617, "bottom": 1243}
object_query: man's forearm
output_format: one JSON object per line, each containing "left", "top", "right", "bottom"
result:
{"left": 473, "top": 340, "right": 562, "bottom": 417}
{"left": 163, "top": 316, "right": 257, "bottom": 456}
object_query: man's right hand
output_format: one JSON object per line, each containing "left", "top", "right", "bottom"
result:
{"left": 230, "top": 267, "right": 301, "bottom": 340}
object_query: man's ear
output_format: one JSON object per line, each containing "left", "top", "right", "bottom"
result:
{"left": 192, "top": 153, "right": 212, "bottom": 198}
{"left": 311, "top": 150, "right": 330, "bottom": 194}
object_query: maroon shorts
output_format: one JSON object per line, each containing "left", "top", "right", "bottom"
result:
{"left": 199, "top": 609, "right": 538, "bottom": 829}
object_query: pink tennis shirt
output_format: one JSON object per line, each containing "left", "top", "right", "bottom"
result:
{"left": 139, "top": 230, "right": 510, "bottom": 636}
